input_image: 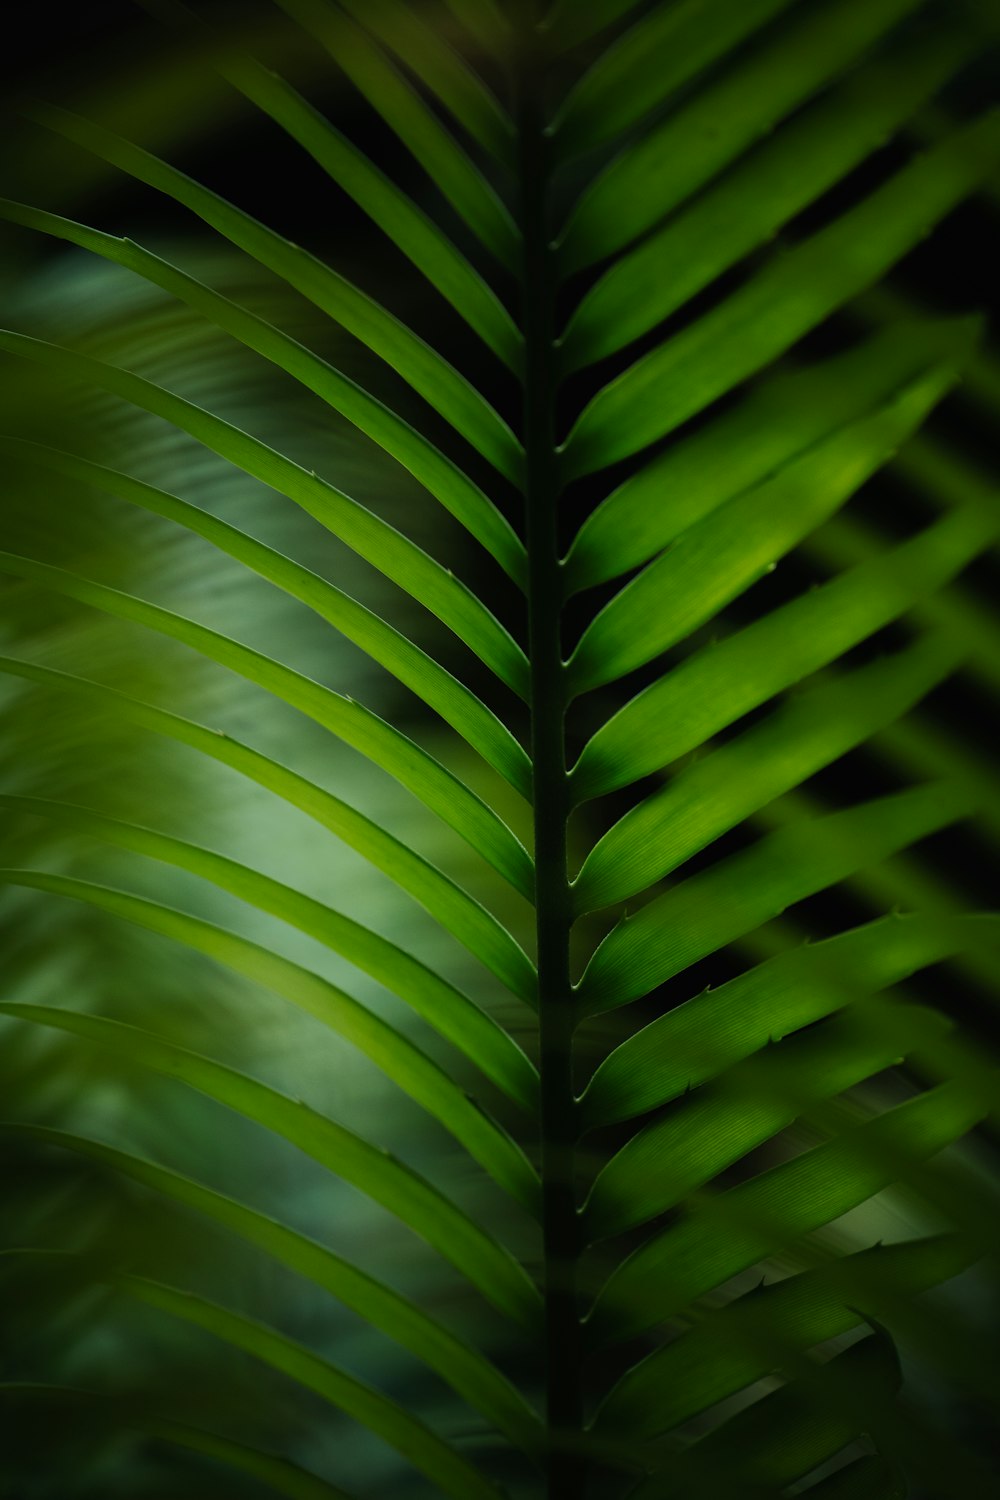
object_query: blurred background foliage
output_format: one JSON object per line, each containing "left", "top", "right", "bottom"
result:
{"left": 2, "top": 1, "right": 1000, "bottom": 1496}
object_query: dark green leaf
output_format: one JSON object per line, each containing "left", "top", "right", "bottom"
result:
{"left": 557, "top": 0, "right": 925, "bottom": 274}
{"left": 582, "top": 997, "right": 951, "bottom": 1241}
{"left": 588, "top": 1079, "right": 992, "bottom": 1344}
{"left": 632, "top": 1328, "right": 902, "bottom": 1498}
{"left": 275, "top": 0, "right": 519, "bottom": 266}
{"left": 25, "top": 104, "right": 523, "bottom": 476}
{"left": 121, "top": 1273, "right": 508, "bottom": 1500}
{"left": 0, "top": 1005, "right": 542, "bottom": 1324}
{"left": 3, "top": 1125, "right": 543, "bottom": 1454}
{"left": 0, "top": 330, "right": 530, "bottom": 696}
{"left": 572, "top": 505, "right": 998, "bottom": 803}
{"left": 4, "top": 435, "right": 529, "bottom": 791}
{"left": 552, "top": 0, "right": 800, "bottom": 158}
{"left": 561, "top": 111, "right": 1000, "bottom": 478}
{"left": 596, "top": 1235, "right": 973, "bottom": 1440}
{"left": 0, "top": 1384, "right": 355, "bottom": 1500}
{"left": 560, "top": 14, "right": 980, "bottom": 367}
{"left": 0, "top": 201, "right": 526, "bottom": 584}
{"left": 0, "top": 655, "right": 537, "bottom": 1001}
{"left": 581, "top": 913, "right": 1000, "bottom": 1129}
{"left": 0, "top": 873, "right": 540, "bottom": 1211}
{"left": 0, "top": 550, "right": 533, "bottom": 895}
{"left": 0, "top": 795, "right": 537, "bottom": 1111}
{"left": 567, "top": 367, "right": 959, "bottom": 697}
{"left": 574, "top": 635, "right": 958, "bottom": 912}
{"left": 336, "top": 0, "right": 514, "bottom": 162}
{"left": 578, "top": 782, "right": 976, "bottom": 1009}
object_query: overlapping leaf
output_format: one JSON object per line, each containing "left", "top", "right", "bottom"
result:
{"left": 3, "top": 1, "right": 999, "bottom": 1495}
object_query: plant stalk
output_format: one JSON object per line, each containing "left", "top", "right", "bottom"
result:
{"left": 515, "top": 16, "right": 583, "bottom": 1498}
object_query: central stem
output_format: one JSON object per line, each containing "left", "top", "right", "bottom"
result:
{"left": 515, "top": 20, "right": 583, "bottom": 1498}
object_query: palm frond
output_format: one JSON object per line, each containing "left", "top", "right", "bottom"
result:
{"left": 3, "top": 1, "right": 999, "bottom": 1495}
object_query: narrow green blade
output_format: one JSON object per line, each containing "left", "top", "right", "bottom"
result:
{"left": 150, "top": 1423, "right": 352, "bottom": 1500}
{"left": 582, "top": 997, "right": 951, "bottom": 1241}
{"left": 122, "top": 1275, "right": 507, "bottom": 1500}
{"left": 3, "top": 1125, "right": 543, "bottom": 1455}
{"left": 567, "top": 366, "right": 958, "bottom": 698}
{"left": 578, "top": 782, "right": 975, "bottom": 1011}
{"left": 0, "top": 1004, "right": 542, "bottom": 1325}
{"left": 3, "top": 436, "right": 530, "bottom": 796}
{"left": 275, "top": 0, "right": 518, "bottom": 267}
{"left": 564, "top": 318, "right": 978, "bottom": 595}
{"left": 0, "top": 872, "right": 540, "bottom": 1214}
{"left": 0, "top": 330, "right": 530, "bottom": 698}
{"left": 572, "top": 505, "right": 998, "bottom": 803}
{"left": 0, "top": 656, "right": 537, "bottom": 1002}
{"left": 0, "top": 1384, "right": 354, "bottom": 1500}
{"left": 552, "top": 0, "right": 800, "bottom": 158}
{"left": 587, "top": 1079, "right": 992, "bottom": 1344}
{"left": 582, "top": 913, "right": 1000, "bottom": 1129}
{"left": 1, "top": 796, "right": 537, "bottom": 1111}
{"left": 596, "top": 1235, "right": 974, "bottom": 1440}
{"left": 560, "top": 15, "right": 979, "bottom": 367}
{"left": 574, "top": 635, "right": 958, "bottom": 913}
{"left": 211, "top": 46, "right": 521, "bottom": 365}
{"left": 0, "top": 551, "right": 533, "bottom": 897}
{"left": 556, "top": 0, "right": 924, "bottom": 273}
{"left": 632, "top": 1330, "right": 901, "bottom": 1498}
{"left": 26, "top": 104, "right": 523, "bottom": 478}
{"left": 560, "top": 111, "right": 1000, "bottom": 479}
{"left": 336, "top": 0, "right": 514, "bottom": 163}
{"left": 439, "top": 0, "right": 509, "bottom": 52}
{"left": 0, "top": 202, "right": 526, "bottom": 584}
{"left": 542, "top": 0, "right": 652, "bottom": 53}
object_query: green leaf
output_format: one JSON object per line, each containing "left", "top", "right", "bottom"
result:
{"left": 806, "top": 440, "right": 1000, "bottom": 691}
{"left": 335, "top": 0, "right": 514, "bottom": 163}
{"left": 2, "top": 435, "right": 529, "bottom": 794}
{"left": 578, "top": 782, "right": 976, "bottom": 1010}
{"left": 198, "top": 46, "right": 521, "bottom": 366}
{"left": 632, "top": 1328, "right": 902, "bottom": 1498}
{"left": 567, "top": 365, "right": 959, "bottom": 697}
{"left": 552, "top": 0, "right": 801, "bottom": 157}
{"left": 0, "top": 871, "right": 539, "bottom": 1212}
{"left": 556, "top": 0, "right": 925, "bottom": 274}
{"left": 0, "top": 1004, "right": 542, "bottom": 1325}
{"left": 3, "top": 1124, "right": 543, "bottom": 1455}
{"left": 439, "top": 0, "right": 509, "bottom": 53}
{"left": 582, "top": 997, "right": 952, "bottom": 1242}
{"left": 0, "top": 795, "right": 537, "bottom": 1111}
{"left": 560, "top": 14, "right": 980, "bottom": 367}
{"left": 0, "top": 549, "right": 533, "bottom": 897}
{"left": 587, "top": 1078, "right": 993, "bottom": 1345}
{"left": 120, "top": 1274, "right": 508, "bottom": 1500}
{"left": 560, "top": 110, "right": 1000, "bottom": 478}
{"left": 574, "top": 634, "right": 959, "bottom": 913}
{"left": 564, "top": 318, "right": 979, "bottom": 595}
{"left": 542, "top": 0, "right": 662, "bottom": 54}
{"left": 0, "top": 201, "right": 526, "bottom": 585}
{"left": 0, "top": 1385, "right": 355, "bottom": 1500}
{"left": 572, "top": 504, "right": 999, "bottom": 803}
{"left": 146, "top": 1421, "right": 355, "bottom": 1500}
{"left": 6, "top": 5, "right": 1000, "bottom": 1487}
{"left": 0, "top": 330, "right": 530, "bottom": 697}
{"left": 25, "top": 104, "right": 523, "bottom": 478}
{"left": 581, "top": 913, "right": 1000, "bottom": 1129}
{"left": 595, "top": 1234, "right": 974, "bottom": 1440}
{"left": 274, "top": 0, "right": 519, "bottom": 267}
{"left": 0, "top": 655, "right": 537, "bottom": 1002}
